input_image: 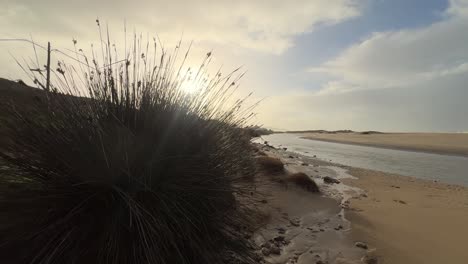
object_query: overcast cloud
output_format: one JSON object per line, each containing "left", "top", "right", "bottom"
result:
{"left": 1, "top": 0, "right": 467, "bottom": 132}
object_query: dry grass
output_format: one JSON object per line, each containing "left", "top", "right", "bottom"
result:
{"left": 287, "top": 172, "right": 319, "bottom": 193}
{"left": 0, "top": 23, "right": 259, "bottom": 264}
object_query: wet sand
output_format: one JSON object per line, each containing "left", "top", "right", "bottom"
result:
{"left": 257, "top": 143, "right": 468, "bottom": 264}
{"left": 253, "top": 144, "right": 368, "bottom": 264}
{"left": 343, "top": 168, "right": 468, "bottom": 264}
{"left": 301, "top": 132, "right": 468, "bottom": 157}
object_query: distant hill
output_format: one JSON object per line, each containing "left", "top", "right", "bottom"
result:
{"left": 0, "top": 78, "right": 47, "bottom": 147}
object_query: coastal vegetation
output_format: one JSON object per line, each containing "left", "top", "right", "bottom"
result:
{"left": 0, "top": 26, "right": 259, "bottom": 264}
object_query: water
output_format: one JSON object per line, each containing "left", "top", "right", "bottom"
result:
{"left": 257, "top": 133, "right": 468, "bottom": 186}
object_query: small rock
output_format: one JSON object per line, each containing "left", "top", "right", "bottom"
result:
{"left": 393, "top": 199, "right": 407, "bottom": 205}
{"left": 290, "top": 218, "right": 300, "bottom": 227}
{"left": 355, "top": 241, "right": 368, "bottom": 249}
{"left": 319, "top": 228, "right": 325, "bottom": 232}
{"left": 334, "top": 225, "right": 343, "bottom": 230}
{"left": 323, "top": 176, "right": 340, "bottom": 184}
{"left": 261, "top": 199, "right": 268, "bottom": 204}
{"left": 273, "top": 236, "right": 285, "bottom": 242}
{"left": 301, "top": 162, "right": 309, "bottom": 166}
{"left": 283, "top": 147, "right": 288, "bottom": 150}
{"left": 277, "top": 227, "right": 286, "bottom": 234}
{"left": 361, "top": 193, "right": 368, "bottom": 198}
{"left": 270, "top": 245, "right": 281, "bottom": 255}
{"left": 261, "top": 247, "right": 270, "bottom": 256}
{"left": 289, "top": 155, "right": 294, "bottom": 158}
{"left": 262, "top": 242, "right": 271, "bottom": 249}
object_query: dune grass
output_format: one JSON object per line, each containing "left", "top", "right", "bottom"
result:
{"left": 255, "top": 156, "right": 285, "bottom": 174}
{"left": 0, "top": 24, "right": 259, "bottom": 264}
{"left": 287, "top": 172, "right": 319, "bottom": 193}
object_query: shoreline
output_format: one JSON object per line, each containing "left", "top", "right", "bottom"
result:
{"left": 260, "top": 143, "right": 468, "bottom": 264}
{"left": 300, "top": 132, "right": 468, "bottom": 157}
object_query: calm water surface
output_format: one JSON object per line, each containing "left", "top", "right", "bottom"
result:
{"left": 257, "top": 133, "right": 468, "bottom": 186}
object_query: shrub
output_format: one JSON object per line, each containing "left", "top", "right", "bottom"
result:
{"left": 256, "top": 156, "right": 284, "bottom": 174}
{"left": 0, "top": 26, "right": 258, "bottom": 264}
{"left": 287, "top": 172, "right": 320, "bottom": 192}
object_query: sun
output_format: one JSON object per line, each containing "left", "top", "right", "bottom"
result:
{"left": 179, "top": 81, "right": 200, "bottom": 94}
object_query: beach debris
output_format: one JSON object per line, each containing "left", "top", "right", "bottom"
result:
{"left": 390, "top": 185, "right": 401, "bottom": 189}
{"left": 323, "top": 176, "right": 341, "bottom": 184}
{"left": 301, "top": 162, "right": 309, "bottom": 166}
{"left": 289, "top": 155, "right": 295, "bottom": 158}
{"left": 355, "top": 241, "right": 368, "bottom": 249}
{"left": 283, "top": 147, "right": 288, "bottom": 150}
{"left": 261, "top": 199, "right": 268, "bottom": 204}
{"left": 334, "top": 225, "right": 343, "bottom": 230}
{"left": 393, "top": 199, "right": 407, "bottom": 204}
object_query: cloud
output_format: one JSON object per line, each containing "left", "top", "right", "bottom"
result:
{"left": 256, "top": 71, "right": 468, "bottom": 132}
{"left": 0, "top": 0, "right": 362, "bottom": 54}
{"left": 309, "top": 0, "right": 468, "bottom": 94}
{"left": 252, "top": 0, "right": 468, "bottom": 132}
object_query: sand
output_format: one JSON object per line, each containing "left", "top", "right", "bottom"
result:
{"left": 343, "top": 168, "right": 468, "bottom": 264}
{"left": 255, "top": 142, "right": 468, "bottom": 264}
{"left": 301, "top": 132, "right": 468, "bottom": 156}
{"left": 253, "top": 144, "right": 368, "bottom": 264}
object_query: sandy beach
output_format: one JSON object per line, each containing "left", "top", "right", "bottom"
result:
{"left": 344, "top": 168, "right": 468, "bottom": 264}
{"left": 255, "top": 141, "right": 468, "bottom": 264}
{"left": 301, "top": 132, "right": 468, "bottom": 157}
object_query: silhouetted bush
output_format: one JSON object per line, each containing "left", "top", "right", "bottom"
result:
{"left": 0, "top": 26, "right": 258, "bottom": 264}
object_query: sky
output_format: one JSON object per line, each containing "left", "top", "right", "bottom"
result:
{"left": 1, "top": 0, "right": 468, "bottom": 132}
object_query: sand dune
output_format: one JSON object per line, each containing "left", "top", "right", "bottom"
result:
{"left": 302, "top": 132, "right": 468, "bottom": 157}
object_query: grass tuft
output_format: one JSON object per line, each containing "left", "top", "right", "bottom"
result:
{"left": 255, "top": 156, "right": 284, "bottom": 174}
{"left": 287, "top": 172, "right": 320, "bottom": 193}
{"left": 0, "top": 27, "right": 259, "bottom": 264}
